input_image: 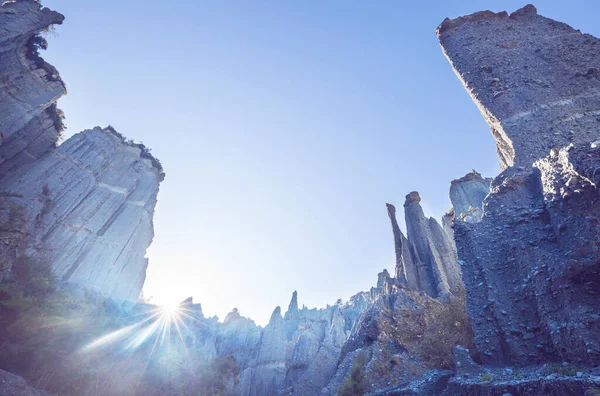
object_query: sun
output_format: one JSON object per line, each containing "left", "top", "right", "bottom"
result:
{"left": 161, "top": 300, "right": 181, "bottom": 317}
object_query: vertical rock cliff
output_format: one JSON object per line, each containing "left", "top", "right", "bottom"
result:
{"left": 0, "top": 1, "right": 163, "bottom": 304}
{"left": 440, "top": 5, "right": 600, "bottom": 367}
{"left": 0, "top": 0, "right": 66, "bottom": 177}
{"left": 2, "top": 127, "right": 163, "bottom": 303}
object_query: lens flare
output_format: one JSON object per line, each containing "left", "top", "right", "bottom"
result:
{"left": 161, "top": 300, "right": 181, "bottom": 317}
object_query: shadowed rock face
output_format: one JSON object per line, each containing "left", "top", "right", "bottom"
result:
{"left": 442, "top": 5, "right": 600, "bottom": 367}
{"left": 438, "top": 4, "right": 600, "bottom": 169}
{"left": 386, "top": 193, "right": 462, "bottom": 298}
{"left": 0, "top": 0, "right": 66, "bottom": 177}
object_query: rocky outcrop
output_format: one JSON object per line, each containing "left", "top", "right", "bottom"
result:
{"left": 0, "top": 3, "right": 164, "bottom": 304}
{"left": 0, "top": 127, "right": 163, "bottom": 303}
{"left": 438, "top": 4, "right": 600, "bottom": 169}
{"left": 449, "top": 171, "right": 491, "bottom": 223}
{"left": 386, "top": 192, "right": 462, "bottom": 298}
{"left": 0, "top": 0, "right": 66, "bottom": 177}
{"left": 441, "top": 5, "right": 600, "bottom": 369}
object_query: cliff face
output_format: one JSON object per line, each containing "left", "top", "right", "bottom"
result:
{"left": 2, "top": 127, "right": 162, "bottom": 303}
{"left": 0, "top": 0, "right": 66, "bottom": 177}
{"left": 441, "top": 5, "right": 600, "bottom": 368}
{"left": 438, "top": 4, "right": 600, "bottom": 169}
{"left": 0, "top": 1, "right": 163, "bottom": 304}
{"left": 386, "top": 192, "right": 462, "bottom": 298}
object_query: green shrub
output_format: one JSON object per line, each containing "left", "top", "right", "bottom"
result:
{"left": 338, "top": 351, "right": 369, "bottom": 396}
{"left": 480, "top": 372, "right": 493, "bottom": 382}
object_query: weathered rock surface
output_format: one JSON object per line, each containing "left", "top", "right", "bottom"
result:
{"left": 450, "top": 171, "right": 491, "bottom": 223}
{"left": 1, "top": 127, "right": 163, "bottom": 303}
{"left": 0, "top": 0, "right": 66, "bottom": 177}
{"left": 386, "top": 192, "right": 462, "bottom": 298}
{"left": 438, "top": 4, "right": 600, "bottom": 169}
{"left": 170, "top": 290, "right": 370, "bottom": 396}
{"left": 442, "top": 4, "right": 600, "bottom": 369}
{"left": 0, "top": 2, "right": 164, "bottom": 304}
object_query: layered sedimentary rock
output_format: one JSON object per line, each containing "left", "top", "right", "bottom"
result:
{"left": 440, "top": 5, "right": 600, "bottom": 368}
{"left": 438, "top": 4, "right": 600, "bottom": 169}
{"left": 386, "top": 192, "right": 462, "bottom": 298}
{"left": 0, "top": 2, "right": 164, "bottom": 303}
{"left": 1, "top": 127, "right": 163, "bottom": 303}
{"left": 0, "top": 0, "right": 66, "bottom": 177}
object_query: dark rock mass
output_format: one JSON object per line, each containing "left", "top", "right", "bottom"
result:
{"left": 438, "top": 4, "right": 600, "bottom": 169}
{"left": 440, "top": 3, "right": 600, "bottom": 371}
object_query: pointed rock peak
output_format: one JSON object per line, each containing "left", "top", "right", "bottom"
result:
{"left": 284, "top": 291, "right": 299, "bottom": 320}
{"left": 377, "top": 269, "right": 391, "bottom": 288}
{"left": 385, "top": 203, "right": 396, "bottom": 214}
{"left": 510, "top": 4, "right": 537, "bottom": 18}
{"left": 181, "top": 296, "right": 193, "bottom": 305}
{"left": 404, "top": 191, "right": 421, "bottom": 207}
{"left": 450, "top": 170, "right": 485, "bottom": 186}
{"left": 269, "top": 306, "right": 282, "bottom": 324}
{"left": 224, "top": 307, "right": 242, "bottom": 324}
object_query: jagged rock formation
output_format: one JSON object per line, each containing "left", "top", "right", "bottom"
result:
{"left": 0, "top": 0, "right": 66, "bottom": 177}
{"left": 440, "top": 4, "right": 600, "bottom": 369}
{"left": 449, "top": 171, "right": 491, "bottom": 222}
{"left": 438, "top": 4, "right": 600, "bottom": 169}
{"left": 165, "top": 291, "right": 371, "bottom": 396}
{"left": 0, "top": 1, "right": 163, "bottom": 304}
{"left": 386, "top": 192, "right": 462, "bottom": 298}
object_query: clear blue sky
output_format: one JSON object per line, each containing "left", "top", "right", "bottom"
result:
{"left": 42, "top": 1, "right": 600, "bottom": 325}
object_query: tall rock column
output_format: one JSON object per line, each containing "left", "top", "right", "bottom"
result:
{"left": 404, "top": 192, "right": 462, "bottom": 297}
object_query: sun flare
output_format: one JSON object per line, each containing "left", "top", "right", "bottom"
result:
{"left": 161, "top": 300, "right": 181, "bottom": 317}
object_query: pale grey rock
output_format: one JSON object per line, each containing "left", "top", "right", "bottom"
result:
{"left": 2, "top": 127, "right": 163, "bottom": 304}
{"left": 386, "top": 198, "right": 462, "bottom": 298}
{"left": 284, "top": 290, "right": 299, "bottom": 320}
{"left": 0, "top": 0, "right": 66, "bottom": 177}
{"left": 404, "top": 192, "right": 462, "bottom": 297}
{"left": 449, "top": 171, "right": 491, "bottom": 223}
